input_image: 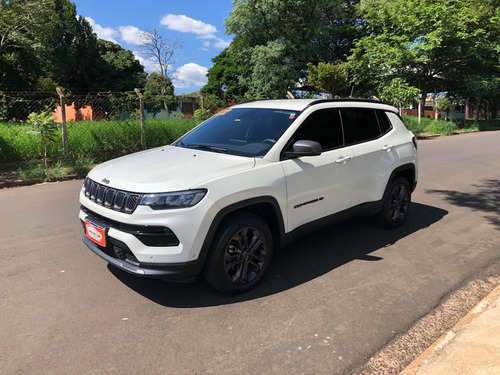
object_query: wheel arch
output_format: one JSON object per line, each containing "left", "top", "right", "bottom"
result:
{"left": 388, "top": 163, "right": 417, "bottom": 193}
{"left": 197, "top": 196, "right": 285, "bottom": 271}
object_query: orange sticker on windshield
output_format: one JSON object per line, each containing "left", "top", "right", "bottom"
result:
{"left": 215, "top": 108, "right": 232, "bottom": 116}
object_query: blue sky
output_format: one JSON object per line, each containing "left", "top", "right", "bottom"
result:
{"left": 72, "top": 0, "right": 234, "bottom": 94}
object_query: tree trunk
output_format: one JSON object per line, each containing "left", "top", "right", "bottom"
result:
{"left": 418, "top": 89, "right": 426, "bottom": 124}
{"left": 163, "top": 101, "right": 170, "bottom": 117}
{"left": 475, "top": 99, "right": 480, "bottom": 123}
{"left": 434, "top": 91, "right": 438, "bottom": 120}
{"left": 44, "top": 143, "right": 48, "bottom": 169}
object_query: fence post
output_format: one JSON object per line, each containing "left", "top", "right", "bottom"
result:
{"left": 134, "top": 88, "right": 146, "bottom": 149}
{"left": 56, "top": 87, "right": 68, "bottom": 159}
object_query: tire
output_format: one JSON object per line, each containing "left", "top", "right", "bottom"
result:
{"left": 203, "top": 213, "right": 273, "bottom": 294}
{"left": 376, "top": 176, "right": 411, "bottom": 228}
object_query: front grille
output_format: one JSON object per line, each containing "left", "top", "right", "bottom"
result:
{"left": 83, "top": 177, "right": 142, "bottom": 214}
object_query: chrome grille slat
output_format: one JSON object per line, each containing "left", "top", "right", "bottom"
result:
{"left": 83, "top": 177, "right": 142, "bottom": 214}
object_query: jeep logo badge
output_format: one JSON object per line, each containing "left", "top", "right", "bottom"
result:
{"left": 102, "top": 178, "right": 110, "bottom": 184}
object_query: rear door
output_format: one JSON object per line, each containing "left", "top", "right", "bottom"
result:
{"left": 341, "top": 109, "right": 395, "bottom": 204}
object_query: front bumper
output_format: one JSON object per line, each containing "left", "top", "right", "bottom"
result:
{"left": 78, "top": 200, "right": 213, "bottom": 280}
{"left": 82, "top": 235, "right": 203, "bottom": 280}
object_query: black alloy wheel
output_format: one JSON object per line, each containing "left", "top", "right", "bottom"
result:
{"left": 203, "top": 213, "right": 273, "bottom": 294}
{"left": 377, "top": 176, "right": 411, "bottom": 228}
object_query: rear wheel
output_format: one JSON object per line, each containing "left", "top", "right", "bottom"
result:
{"left": 376, "top": 177, "right": 411, "bottom": 228}
{"left": 203, "top": 213, "right": 273, "bottom": 294}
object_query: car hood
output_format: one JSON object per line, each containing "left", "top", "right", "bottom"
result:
{"left": 87, "top": 145, "right": 256, "bottom": 193}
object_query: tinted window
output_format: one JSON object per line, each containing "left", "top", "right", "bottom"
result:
{"left": 290, "top": 109, "right": 343, "bottom": 151}
{"left": 177, "top": 108, "right": 298, "bottom": 157}
{"left": 341, "top": 109, "right": 381, "bottom": 145}
{"left": 377, "top": 110, "right": 392, "bottom": 134}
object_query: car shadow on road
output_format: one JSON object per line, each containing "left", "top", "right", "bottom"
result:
{"left": 426, "top": 179, "right": 499, "bottom": 227}
{"left": 108, "top": 202, "right": 448, "bottom": 308}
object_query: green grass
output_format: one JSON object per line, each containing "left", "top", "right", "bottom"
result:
{"left": 0, "top": 117, "right": 200, "bottom": 164}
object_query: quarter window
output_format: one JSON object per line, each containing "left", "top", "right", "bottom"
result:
{"left": 377, "top": 110, "right": 392, "bottom": 134}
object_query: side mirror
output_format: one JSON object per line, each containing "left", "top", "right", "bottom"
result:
{"left": 285, "top": 140, "right": 322, "bottom": 158}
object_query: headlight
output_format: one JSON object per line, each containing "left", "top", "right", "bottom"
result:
{"left": 139, "top": 189, "right": 207, "bottom": 210}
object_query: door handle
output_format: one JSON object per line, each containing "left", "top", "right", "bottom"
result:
{"left": 335, "top": 156, "right": 352, "bottom": 164}
{"left": 382, "top": 144, "right": 395, "bottom": 152}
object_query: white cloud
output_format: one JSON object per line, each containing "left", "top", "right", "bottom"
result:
{"left": 172, "top": 63, "right": 208, "bottom": 89}
{"left": 213, "top": 38, "right": 231, "bottom": 49}
{"left": 161, "top": 14, "right": 217, "bottom": 39}
{"left": 119, "top": 25, "right": 147, "bottom": 46}
{"left": 86, "top": 17, "right": 118, "bottom": 44}
{"left": 202, "top": 38, "right": 231, "bottom": 50}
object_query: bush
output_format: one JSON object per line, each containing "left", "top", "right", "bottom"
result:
{"left": 424, "top": 120, "right": 457, "bottom": 136}
{"left": 402, "top": 116, "right": 426, "bottom": 134}
{"left": 193, "top": 109, "right": 212, "bottom": 121}
{"left": 403, "top": 116, "right": 457, "bottom": 136}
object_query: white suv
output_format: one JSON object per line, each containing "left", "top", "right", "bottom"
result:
{"left": 79, "top": 99, "right": 418, "bottom": 293}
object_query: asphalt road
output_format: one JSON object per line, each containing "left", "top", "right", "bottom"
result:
{"left": 1, "top": 131, "right": 499, "bottom": 375}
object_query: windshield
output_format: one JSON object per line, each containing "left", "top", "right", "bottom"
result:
{"left": 176, "top": 107, "right": 299, "bottom": 157}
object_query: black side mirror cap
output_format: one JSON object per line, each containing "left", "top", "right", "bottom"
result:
{"left": 285, "top": 140, "right": 322, "bottom": 158}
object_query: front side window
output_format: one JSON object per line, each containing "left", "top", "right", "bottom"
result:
{"left": 286, "top": 109, "right": 344, "bottom": 151}
{"left": 176, "top": 108, "right": 298, "bottom": 157}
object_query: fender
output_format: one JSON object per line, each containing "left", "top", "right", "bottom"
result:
{"left": 194, "top": 196, "right": 286, "bottom": 272}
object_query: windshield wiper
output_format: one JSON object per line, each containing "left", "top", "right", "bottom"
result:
{"left": 183, "top": 144, "right": 228, "bottom": 153}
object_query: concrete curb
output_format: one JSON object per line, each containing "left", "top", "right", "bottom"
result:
{"left": 400, "top": 284, "right": 500, "bottom": 375}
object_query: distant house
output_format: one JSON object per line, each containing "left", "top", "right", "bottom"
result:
{"left": 53, "top": 103, "right": 93, "bottom": 122}
{"left": 402, "top": 93, "right": 445, "bottom": 119}
{"left": 179, "top": 96, "right": 199, "bottom": 118}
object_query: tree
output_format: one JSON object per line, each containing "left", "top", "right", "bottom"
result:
{"left": 94, "top": 40, "right": 147, "bottom": 92}
{"left": 306, "top": 62, "right": 349, "bottom": 97}
{"left": 0, "top": 0, "right": 146, "bottom": 93}
{"left": 0, "top": 0, "right": 52, "bottom": 89}
{"left": 27, "top": 109, "right": 58, "bottom": 168}
{"left": 143, "top": 72, "right": 178, "bottom": 117}
{"left": 379, "top": 78, "right": 420, "bottom": 114}
{"left": 223, "top": 0, "right": 362, "bottom": 99}
{"left": 202, "top": 42, "right": 251, "bottom": 102}
{"left": 348, "top": 0, "right": 499, "bottom": 121}
{"left": 141, "top": 29, "right": 182, "bottom": 114}
{"left": 33, "top": 0, "right": 100, "bottom": 91}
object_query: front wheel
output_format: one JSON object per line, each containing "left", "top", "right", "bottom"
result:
{"left": 203, "top": 213, "right": 273, "bottom": 294}
{"left": 376, "top": 177, "right": 411, "bottom": 228}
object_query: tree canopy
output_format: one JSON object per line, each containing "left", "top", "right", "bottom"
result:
{"left": 349, "top": 0, "right": 499, "bottom": 101}
{"left": 0, "top": 0, "right": 146, "bottom": 93}
{"left": 203, "top": 0, "right": 499, "bottom": 114}
{"left": 222, "top": 0, "right": 361, "bottom": 98}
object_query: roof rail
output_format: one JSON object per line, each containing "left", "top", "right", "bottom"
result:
{"left": 306, "top": 98, "right": 397, "bottom": 113}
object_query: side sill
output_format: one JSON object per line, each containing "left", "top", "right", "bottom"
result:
{"left": 281, "top": 200, "right": 382, "bottom": 247}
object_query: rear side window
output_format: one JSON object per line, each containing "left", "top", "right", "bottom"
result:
{"left": 291, "top": 109, "right": 343, "bottom": 150}
{"left": 341, "top": 109, "right": 381, "bottom": 145}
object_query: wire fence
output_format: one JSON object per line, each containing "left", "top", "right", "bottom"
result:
{"left": 0, "top": 90, "right": 200, "bottom": 123}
